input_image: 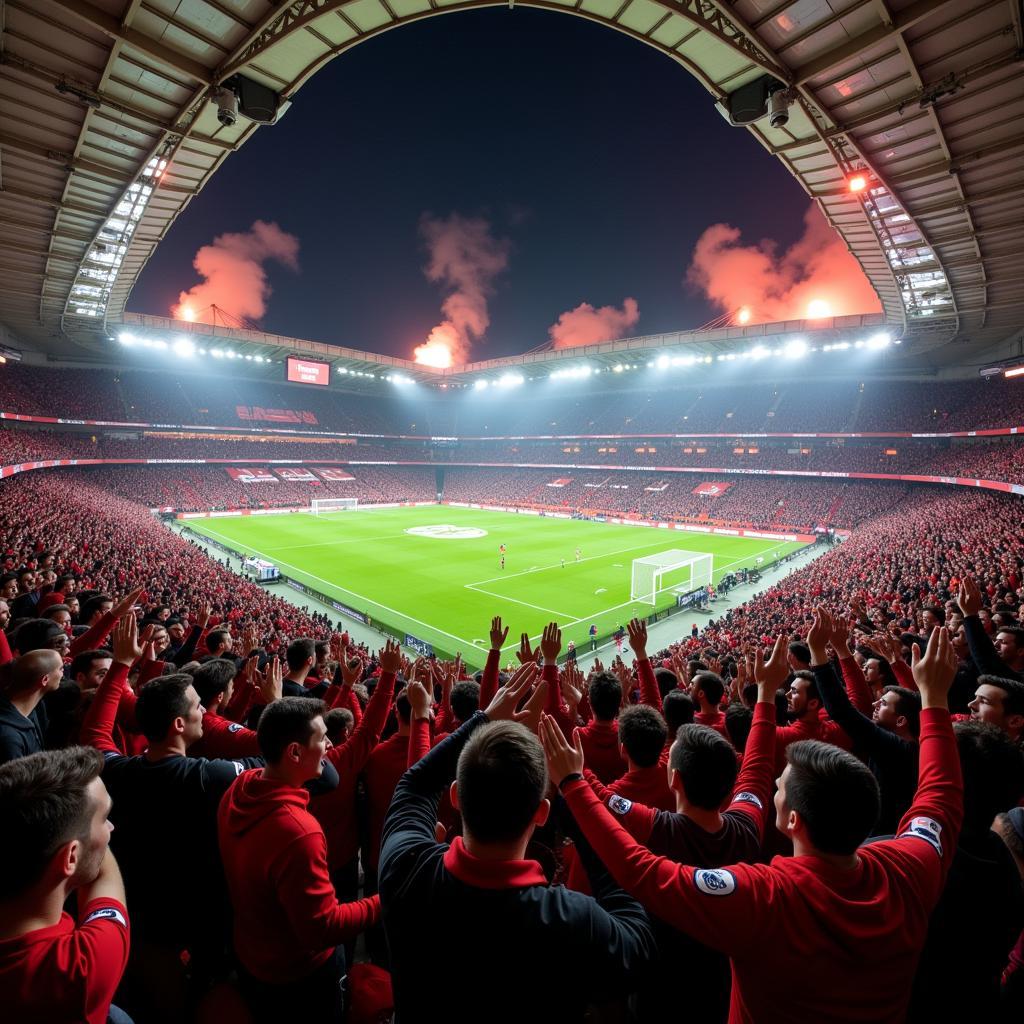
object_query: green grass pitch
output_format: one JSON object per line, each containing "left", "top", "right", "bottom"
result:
{"left": 185, "top": 505, "right": 805, "bottom": 666}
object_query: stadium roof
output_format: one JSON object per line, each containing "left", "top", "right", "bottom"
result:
{"left": 1, "top": 0, "right": 1021, "bottom": 367}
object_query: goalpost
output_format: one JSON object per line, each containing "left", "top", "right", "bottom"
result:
{"left": 311, "top": 497, "right": 358, "bottom": 516}
{"left": 631, "top": 550, "right": 714, "bottom": 605}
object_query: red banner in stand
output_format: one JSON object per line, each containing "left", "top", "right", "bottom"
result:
{"left": 313, "top": 467, "right": 354, "bottom": 481}
{"left": 274, "top": 467, "right": 318, "bottom": 482}
{"left": 693, "top": 481, "right": 733, "bottom": 496}
{"left": 225, "top": 467, "right": 277, "bottom": 483}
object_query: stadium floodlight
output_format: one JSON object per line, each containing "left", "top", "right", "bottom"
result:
{"left": 866, "top": 332, "right": 891, "bottom": 350}
{"left": 172, "top": 338, "right": 195, "bottom": 358}
{"left": 784, "top": 338, "right": 808, "bottom": 359}
{"left": 474, "top": 379, "right": 489, "bottom": 390}
{"left": 631, "top": 550, "right": 713, "bottom": 605}
{"left": 749, "top": 345, "right": 770, "bottom": 360}
{"left": 848, "top": 175, "right": 867, "bottom": 193}
{"left": 497, "top": 373, "right": 524, "bottom": 388}
{"left": 656, "top": 355, "right": 670, "bottom": 369}
{"left": 118, "top": 332, "right": 135, "bottom": 346}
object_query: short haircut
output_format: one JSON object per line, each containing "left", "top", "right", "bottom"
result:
{"left": 257, "top": 696, "right": 326, "bottom": 763}
{"left": 792, "top": 671, "right": 820, "bottom": 703}
{"left": 922, "top": 604, "right": 946, "bottom": 625}
{"left": 882, "top": 685, "right": 922, "bottom": 738}
{"left": 324, "top": 707, "right": 354, "bottom": 744}
{"left": 0, "top": 746, "right": 104, "bottom": 900}
{"left": 314, "top": 641, "right": 330, "bottom": 660}
{"left": 670, "top": 724, "right": 739, "bottom": 809}
{"left": 588, "top": 671, "right": 622, "bottom": 721}
{"left": 42, "top": 604, "right": 71, "bottom": 619}
{"left": 11, "top": 618, "right": 64, "bottom": 654}
{"left": 654, "top": 667, "right": 679, "bottom": 699}
{"left": 954, "top": 721, "right": 1024, "bottom": 834}
{"left": 788, "top": 641, "right": 811, "bottom": 665}
{"left": 456, "top": 721, "right": 546, "bottom": 843}
{"left": 69, "top": 649, "right": 111, "bottom": 679}
{"left": 286, "top": 637, "right": 316, "bottom": 672}
{"left": 205, "top": 628, "right": 231, "bottom": 652}
{"left": 725, "top": 703, "right": 753, "bottom": 753}
{"left": 191, "top": 658, "right": 238, "bottom": 706}
{"left": 394, "top": 690, "right": 412, "bottom": 723}
{"left": 618, "top": 705, "right": 667, "bottom": 768}
{"left": 784, "top": 740, "right": 880, "bottom": 855}
{"left": 80, "top": 595, "right": 112, "bottom": 622}
{"left": 996, "top": 626, "right": 1024, "bottom": 649}
{"left": 135, "top": 674, "right": 194, "bottom": 742}
{"left": 693, "top": 671, "right": 725, "bottom": 707}
{"left": 663, "top": 690, "right": 696, "bottom": 736}
{"left": 450, "top": 680, "right": 480, "bottom": 723}
{"left": 978, "top": 675, "right": 1024, "bottom": 717}
{"left": 0, "top": 650, "right": 63, "bottom": 696}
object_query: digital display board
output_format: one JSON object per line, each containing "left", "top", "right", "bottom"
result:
{"left": 286, "top": 356, "right": 330, "bottom": 386}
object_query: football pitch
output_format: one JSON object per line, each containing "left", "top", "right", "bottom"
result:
{"left": 184, "top": 505, "right": 805, "bottom": 665}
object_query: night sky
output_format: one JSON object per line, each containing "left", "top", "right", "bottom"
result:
{"left": 130, "top": 8, "right": 811, "bottom": 361}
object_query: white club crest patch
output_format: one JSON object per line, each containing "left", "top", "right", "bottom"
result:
{"left": 732, "top": 791, "right": 763, "bottom": 810}
{"left": 84, "top": 906, "right": 127, "bottom": 928}
{"left": 899, "top": 816, "right": 943, "bottom": 857}
{"left": 405, "top": 525, "right": 488, "bottom": 540}
{"left": 228, "top": 723, "right": 244, "bottom": 733}
{"left": 693, "top": 868, "right": 737, "bottom": 896}
{"left": 608, "top": 795, "right": 633, "bottom": 815}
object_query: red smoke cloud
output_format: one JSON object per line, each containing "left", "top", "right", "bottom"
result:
{"left": 548, "top": 297, "right": 640, "bottom": 349}
{"left": 414, "top": 214, "right": 510, "bottom": 367}
{"left": 171, "top": 220, "right": 300, "bottom": 325}
{"left": 686, "top": 205, "right": 881, "bottom": 323}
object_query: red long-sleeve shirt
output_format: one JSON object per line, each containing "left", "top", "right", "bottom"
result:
{"left": 190, "top": 709, "right": 261, "bottom": 759}
{"left": 310, "top": 671, "right": 396, "bottom": 870}
{"left": 563, "top": 707, "right": 963, "bottom": 1024}
{"left": 0, "top": 897, "right": 130, "bottom": 1024}
{"left": 217, "top": 770, "right": 379, "bottom": 983}
{"left": 364, "top": 730, "right": 412, "bottom": 872}
{"left": 577, "top": 719, "right": 627, "bottom": 784}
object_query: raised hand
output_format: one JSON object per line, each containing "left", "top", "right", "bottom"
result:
{"left": 957, "top": 576, "right": 983, "bottom": 618}
{"left": 540, "top": 622, "right": 562, "bottom": 664}
{"left": 828, "top": 613, "right": 853, "bottom": 657}
{"left": 539, "top": 713, "right": 584, "bottom": 786}
{"left": 516, "top": 633, "right": 538, "bottom": 666}
{"left": 911, "top": 626, "right": 957, "bottom": 709}
{"left": 195, "top": 603, "right": 213, "bottom": 630}
{"left": 806, "top": 607, "right": 832, "bottom": 665}
{"left": 627, "top": 618, "right": 647, "bottom": 660}
{"left": 341, "top": 656, "right": 362, "bottom": 688}
{"left": 377, "top": 638, "right": 402, "bottom": 674}
{"left": 111, "top": 586, "right": 145, "bottom": 622}
{"left": 484, "top": 661, "right": 540, "bottom": 721}
{"left": 112, "top": 613, "right": 142, "bottom": 666}
{"left": 514, "top": 678, "right": 548, "bottom": 734}
{"left": 259, "top": 656, "right": 283, "bottom": 704}
{"left": 407, "top": 680, "right": 432, "bottom": 720}
{"left": 754, "top": 635, "right": 790, "bottom": 694}
{"left": 489, "top": 616, "right": 509, "bottom": 651}
{"left": 560, "top": 674, "right": 582, "bottom": 712}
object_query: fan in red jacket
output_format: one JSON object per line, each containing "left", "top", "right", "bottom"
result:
{"left": 544, "top": 624, "right": 965, "bottom": 1024}
{"left": 217, "top": 647, "right": 394, "bottom": 1024}
{"left": 0, "top": 746, "right": 130, "bottom": 1024}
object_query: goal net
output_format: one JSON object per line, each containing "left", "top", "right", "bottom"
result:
{"left": 311, "top": 497, "right": 358, "bottom": 516}
{"left": 631, "top": 550, "right": 713, "bottom": 605}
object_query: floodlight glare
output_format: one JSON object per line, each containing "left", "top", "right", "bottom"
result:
{"left": 848, "top": 175, "right": 867, "bottom": 193}
{"left": 749, "top": 345, "right": 769, "bottom": 360}
{"left": 118, "top": 332, "right": 135, "bottom": 346}
{"left": 866, "top": 332, "right": 891, "bottom": 350}
{"left": 784, "top": 339, "right": 808, "bottom": 358}
{"left": 656, "top": 355, "right": 670, "bottom": 370}
{"left": 172, "top": 338, "right": 195, "bottom": 357}
{"left": 474, "top": 379, "right": 489, "bottom": 390}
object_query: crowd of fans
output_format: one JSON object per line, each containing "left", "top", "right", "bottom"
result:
{"left": 2, "top": 363, "right": 1024, "bottom": 435}
{"left": 1, "top": 455, "right": 1023, "bottom": 1022}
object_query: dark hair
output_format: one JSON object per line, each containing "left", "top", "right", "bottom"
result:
{"left": 0, "top": 650, "right": 64, "bottom": 697}
{"left": 725, "top": 703, "right": 753, "bottom": 753}
{"left": 69, "top": 649, "right": 111, "bottom": 680}
{"left": 395, "top": 690, "right": 411, "bottom": 723}
{"left": 11, "top": 617, "right": 64, "bottom": 654}
{"left": 135, "top": 674, "right": 195, "bottom": 742}
{"left": 324, "top": 707, "right": 354, "bottom": 744}
{"left": 693, "top": 671, "right": 725, "bottom": 707}
{"left": 456, "top": 721, "right": 547, "bottom": 843}
{"left": 0, "top": 746, "right": 104, "bottom": 900}
{"left": 17, "top": 567, "right": 35, "bottom": 582}
{"left": 257, "top": 696, "right": 326, "bottom": 763}
{"left": 978, "top": 675, "right": 1024, "bottom": 717}
{"left": 80, "top": 595, "right": 112, "bottom": 622}
{"left": 618, "top": 705, "right": 667, "bottom": 768}
{"left": 285, "top": 637, "right": 316, "bottom": 672}
{"left": 922, "top": 604, "right": 946, "bottom": 626}
{"left": 205, "top": 628, "right": 232, "bottom": 653}
{"left": 314, "top": 641, "right": 330, "bottom": 661}
{"left": 784, "top": 740, "right": 880, "bottom": 855}
{"left": 191, "top": 658, "right": 238, "bottom": 706}
{"left": 654, "top": 667, "right": 679, "bottom": 699}
{"left": 996, "top": 626, "right": 1024, "bottom": 649}
{"left": 882, "top": 685, "right": 922, "bottom": 738}
{"left": 670, "top": 724, "right": 739, "bottom": 809}
{"left": 450, "top": 680, "right": 480, "bottom": 724}
{"left": 788, "top": 641, "right": 811, "bottom": 666}
{"left": 954, "top": 721, "right": 1024, "bottom": 834}
{"left": 42, "top": 604, "right": 71, "bottom": 620}
{"left": 663, "top": 690, "right": 696, "bottom": 736}
{"left": 588, "top": 671, "right": 622, "bottom": 721}
{"left": 792, "top": 671, "right": 820, "bottom": 705}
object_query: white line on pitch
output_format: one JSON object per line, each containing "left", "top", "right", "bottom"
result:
{"left": 464, "top": 584, "right": 578, "bottom": 620}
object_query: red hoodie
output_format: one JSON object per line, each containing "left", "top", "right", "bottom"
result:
{"left": 217, "top": 770, "right": 380, "bottom": 983}
{"left": 576, "top": 719, "right": 627, "bottom": 784}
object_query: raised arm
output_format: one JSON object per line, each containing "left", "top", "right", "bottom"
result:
{"left": 69, "top": 587, "right": 143, "bottom": 658}
{"left": 328, "top": 641, "right": 399, "bottom": 774}
{"left": 726, "top": 660, "right": 777, "bottom": 839}
{"left": 480, "top": 617, "right": 508, "bottom": 708}
{"left": 629, "top": 618, "right": 661, "bottom": 711}
{"left": 959, "top": 577, "right": 1022, "bottom": 681}
{"left": 80, "top": 616, "right": 139, "bottom": 755}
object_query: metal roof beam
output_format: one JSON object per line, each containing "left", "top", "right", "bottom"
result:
{"left": 792, "top": 0, "right": 956, "bottom": 86}
{"left": 42, "top": 0, "right": 214, "bottom": 86}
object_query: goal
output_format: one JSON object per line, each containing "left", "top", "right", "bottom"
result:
{"left": 631, "top": 550, "right": 713, "bottom": 605}
{"left": 311, "top": 497, "right": 358, "bottom": 516}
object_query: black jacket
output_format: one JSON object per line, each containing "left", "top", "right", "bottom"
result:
{"left": 380, "top": 713, "right": 656, "bottom": 1023}
{"left": 0, "top": 694, "right": 48, "bottom": 764}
